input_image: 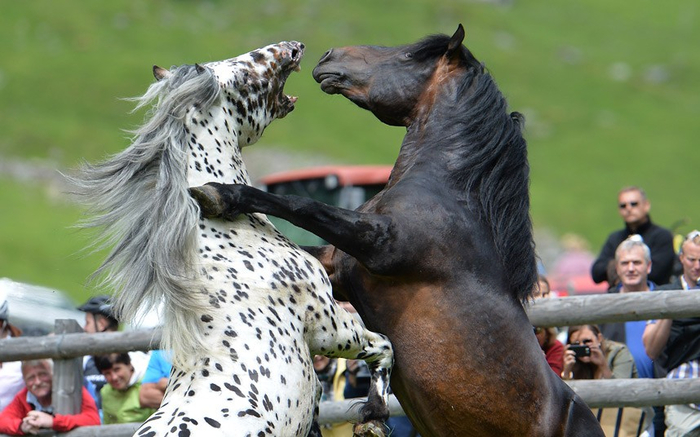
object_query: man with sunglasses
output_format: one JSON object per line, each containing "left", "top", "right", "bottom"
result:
{"left": 591, "top": 186, "right": 676, "bottom": 287}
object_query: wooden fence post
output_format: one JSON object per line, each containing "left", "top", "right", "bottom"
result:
{"left": 53, "top": 319, "right": 84, "bottom": 415}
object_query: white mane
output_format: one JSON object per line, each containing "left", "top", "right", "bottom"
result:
{"left": 70, "top": 65, "right": 221, "bottom": 368}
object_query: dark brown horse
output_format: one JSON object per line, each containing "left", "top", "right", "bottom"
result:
{"left": 191, "top": 25, "right": 604, "bottom": 436}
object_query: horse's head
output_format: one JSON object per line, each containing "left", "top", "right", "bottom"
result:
{"left": 155, "top": 41, "right": 304, "bottom": 147}
{"left": 312, "top": 24, "right": 481, "bottom": 127}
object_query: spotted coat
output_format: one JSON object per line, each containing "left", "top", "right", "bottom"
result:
{"left": 74, "top": 41, "right": 393, "bottom": 437}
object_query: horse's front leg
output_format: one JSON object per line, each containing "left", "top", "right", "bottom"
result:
{"left": 189, "top": 183, "right": 395, "bottom": 270}
{"left": 309, "top": 305, "right": 394, "bottom": 437}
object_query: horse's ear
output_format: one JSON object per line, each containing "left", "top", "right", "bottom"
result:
{"left": 153, "top": 65, "right": 171, "bottom": 81}
{"left": 447, "top": 24, "right": 465, "bottom": 57}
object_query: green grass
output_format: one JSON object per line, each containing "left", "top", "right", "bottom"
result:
{"left": 0, "top": 179, "right": 105, "bottom": 301}
{"left": 1, "top": 0, "right": 699, "bottom": 300}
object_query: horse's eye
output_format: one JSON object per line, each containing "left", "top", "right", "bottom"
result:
{"left": 404, "top": 52, "right": 413, "bottom": 60}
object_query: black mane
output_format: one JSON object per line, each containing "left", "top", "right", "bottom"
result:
{"left": 445, "top": 65, "right": 537, "bottom": 301}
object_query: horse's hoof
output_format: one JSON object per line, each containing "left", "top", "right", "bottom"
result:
{"left": 353, "top": 420, "right": 387, "bottom": 437}
{"left": 189, "top": 185, "right": 224, "bottom": 218}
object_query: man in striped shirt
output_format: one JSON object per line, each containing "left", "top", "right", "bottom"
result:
{"left": 644, "top": 230, "right": 700, "bottom": 436}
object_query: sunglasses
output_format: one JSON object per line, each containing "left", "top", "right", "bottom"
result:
{"left": 619, "top": 201, "right": 640, "bottom": 209}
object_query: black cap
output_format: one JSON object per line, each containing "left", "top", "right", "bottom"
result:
{"left": 77, "top": 295, "right": 114, "bottom": 319}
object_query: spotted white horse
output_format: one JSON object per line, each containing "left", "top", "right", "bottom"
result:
{"left": 71, "top": 41, "right": 393, "bottom": 437}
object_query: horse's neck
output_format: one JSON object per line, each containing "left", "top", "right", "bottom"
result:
{"left": 185, "top": 120, "right": 250, "bottom": 188}
{"left": 393, "top": 76, "right": 488, "bottom": 183}
{"left": 391, "top": 105, "right": 461, "bottom": 182}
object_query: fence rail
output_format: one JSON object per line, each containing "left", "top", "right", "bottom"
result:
{"left": 2, "top": 380, "right": 700, "bottom": 437}
{"left": 1, "top": 289, "right": 700, "bottom": 436}
{"left": 526, "top": 288, "right": 700, "bottom": 326}
{"left": 2, "top": 289, "right": 697, "bottom": 362}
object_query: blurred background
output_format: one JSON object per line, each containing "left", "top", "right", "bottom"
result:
{"left": 1, "top": 0, "right": 698, "bottom": 305}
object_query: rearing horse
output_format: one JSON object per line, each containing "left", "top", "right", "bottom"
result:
{"left": 71, "top": 41, "right": 394, "bottom": 437}
{"left": 191, "top": 26, "right": 604, "bottom": 436}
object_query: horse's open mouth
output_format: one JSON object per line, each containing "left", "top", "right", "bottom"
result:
{"left": 277, "top": 42, "right": 304, "bottom": 118}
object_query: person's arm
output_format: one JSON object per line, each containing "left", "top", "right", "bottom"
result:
{"left": 545, "top": 341, "right": 564, "bottom": 376}
{"left": 648, "top": 230, "right": 676, "bottom": 285}
{"left": 591, "top": 236, "right": 617, "bottom": 284}
{"left": 561, "top": 348, "right": 576, "bottom": 380}
{"left": 139, "top": 378, "right": 167, "bottom": 409}
{"left": 643, "top": 319, "right": 673, "bottom": 360}
{"left": 0, "top": 392, "right": 28, "bottom": 435}
{"left": 608, "top": 347, "right": 635, "bottom": 379}
{"left": 51, "top": 387, "right": 101, "bottom": 431}
{"left": 590, "top": 343, "right": 615, "bottom": 379}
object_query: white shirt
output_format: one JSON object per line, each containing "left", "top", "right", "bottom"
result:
{"left": 0, "top": 361, "right": 25, "bottom": 411}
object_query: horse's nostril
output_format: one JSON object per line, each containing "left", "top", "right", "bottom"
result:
{"left": 318, "top": 49, "right": 333, "bottom": 64}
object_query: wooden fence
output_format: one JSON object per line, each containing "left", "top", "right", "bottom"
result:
{"left": 1, "top": 289, "right": 700, "bottom": 436}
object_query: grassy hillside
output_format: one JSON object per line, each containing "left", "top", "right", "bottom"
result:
{"left": 1, "top": 0, "right": 698, "bottom": 300}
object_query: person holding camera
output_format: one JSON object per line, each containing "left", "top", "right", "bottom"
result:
{"left": 563, "top": 325, "right": 653, "bottom": 436}
{"left": 562, "top": 324, "right": 637, "bottom": 380}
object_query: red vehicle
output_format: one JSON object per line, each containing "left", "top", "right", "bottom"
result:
{"left": 258, "top": 165, "right": 392, "bottom": 245}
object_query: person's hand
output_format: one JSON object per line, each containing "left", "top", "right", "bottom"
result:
{"left": 23, "top": 410, "right": 54, "bottom": 430}
{"left": 157, "top": 377, "right": 168, "bottom": 392}
{"left": 20, "top": 417, "right": 40, "bottom": 435}
{"left": 561, "top": 349, "right": 576, "bottom": 379}
{"left": 588, "top": 343, "right": 607, "bottom": 368}
{"left": 586, "top": 342, "right": 613, "bottom": 378}
{"left": 346, "top": 360, "right": 360, "bottom": 374}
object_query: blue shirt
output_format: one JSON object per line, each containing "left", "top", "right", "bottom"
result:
{"left": 142, "top": 350, "right": 172, "bottom": 384}
{"left": 625, "top": 319, "right": 654, "bottom": 378}
{"left": 615, "top": 281, "right": 656, "bottom": 378}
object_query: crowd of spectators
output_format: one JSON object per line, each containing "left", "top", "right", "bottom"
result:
{"left": 532, "top": 186, "right": 700, "bottom": 437}
{"left": 0, "top": 295, "right": 155, "bottom": 435}
{"left": 1, "top": 185, "right": 699, "bottom": 436}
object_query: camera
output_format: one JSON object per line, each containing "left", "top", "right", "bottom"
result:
{"left": 569, "top": 344, "right": 591, "bottom": 358}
